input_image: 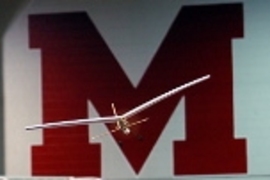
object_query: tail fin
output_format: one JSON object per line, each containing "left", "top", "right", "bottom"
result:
{"left": 111, "top": 103, "right": 121, "bottom": 129}
{"left": 111, "top": 103, "right": 118, "bottom": 116}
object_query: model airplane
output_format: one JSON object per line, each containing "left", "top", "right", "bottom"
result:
{"left": 25, "top": 74, "right": 210, "bottom": 138}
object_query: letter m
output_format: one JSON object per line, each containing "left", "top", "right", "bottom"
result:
{"left": 28, "top": 3, "right": 246, "bottom": 177}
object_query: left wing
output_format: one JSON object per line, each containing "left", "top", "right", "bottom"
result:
{"left": 25, "top": 116, "right": 121, "bottom": 130}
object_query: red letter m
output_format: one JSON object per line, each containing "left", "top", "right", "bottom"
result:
{"left": 29, "top": 3, "right": 246, "bottom": 177}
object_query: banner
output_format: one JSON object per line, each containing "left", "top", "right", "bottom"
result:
{"left": 3, "top": 0, "right": 270, "bottom": 179}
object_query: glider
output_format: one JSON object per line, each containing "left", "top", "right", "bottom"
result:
{"left": 25, "top": 74, "right": 210, "bottom": 137}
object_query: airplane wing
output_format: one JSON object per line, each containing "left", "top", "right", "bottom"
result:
{"left": 122, "top": 74, "right": 210, "bottom": 119}
{"left": 25, "top": 74, "right": 210, "bottom": 131}
{"left": 25, "top": 116, "right": 121, "bottom": 130}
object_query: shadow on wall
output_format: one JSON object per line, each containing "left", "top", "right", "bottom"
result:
{"left": 0, "top": 0, "right": 31, "bottom": 175}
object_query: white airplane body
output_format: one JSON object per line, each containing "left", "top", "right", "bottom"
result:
{"left": 25, "top": 74, "right": 210, "bottom": 137}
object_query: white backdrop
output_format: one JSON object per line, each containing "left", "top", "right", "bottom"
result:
{"left": 3, "top": 0, "right": 270, "bottom": 179}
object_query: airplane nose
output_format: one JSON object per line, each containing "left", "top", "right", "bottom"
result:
{"left": 123, "top": 128, "right": 131, "bottom": 135}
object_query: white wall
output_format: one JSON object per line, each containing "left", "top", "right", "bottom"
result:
{"left": 3, "top": 0, "right": 270, "bottom": 179}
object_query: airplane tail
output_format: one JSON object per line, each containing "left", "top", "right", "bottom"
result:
{"left": 91, "top": 103, "right": 149, "bottom": 140}
{"left": 111, "top": 103, "right": 118, "bottom": 116}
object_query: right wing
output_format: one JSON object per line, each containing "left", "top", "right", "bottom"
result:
{"left": 25, "top": 116, "right": 121, "bottom": 131}
{"left": 122, "top": 74, "right": 210, "bottom": 119}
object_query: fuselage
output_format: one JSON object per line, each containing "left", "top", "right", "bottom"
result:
{"left": 116, "top": 118, "right": 131, "bottom": 135}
